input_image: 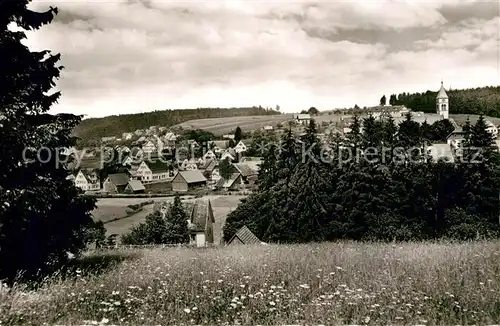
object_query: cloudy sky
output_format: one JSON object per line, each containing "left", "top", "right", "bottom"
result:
{"left": 24, "top": 0, "right": 499, "bottom": 118}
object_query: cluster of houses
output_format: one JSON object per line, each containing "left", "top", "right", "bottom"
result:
{"left": 68, "top": 134, "right": 262, "bottom": 194}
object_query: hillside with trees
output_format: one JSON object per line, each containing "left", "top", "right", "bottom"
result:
{"left": 386, "top": 86, "right": 500, "bottom": 116}
{"left": 223, "top": 114, "right": 500, "bottom": 243}
{"left": 73, "top": 106, "right": 280, "bottom": 143}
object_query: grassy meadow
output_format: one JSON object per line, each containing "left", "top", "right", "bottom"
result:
{"left": 1, "top": 241, "right": 499, "bottom": 325}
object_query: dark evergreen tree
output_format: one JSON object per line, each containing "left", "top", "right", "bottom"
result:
{"left": 218, "top": 157, "right": 234, "bottom": 180}
{"left": 257, "top": 143, "right": 278, "bottom": 191}
{"left": 420, "top": 120, "right": 433, "bottom": 143}
{"left": 164, "top": 194, "right": 190, "bottom": 244}
{"left": 0, "top": 1, "right": 96, "bottom": 282}
{"left": 234, "top": 126, "right": 242, "bottom": 143}
{"left": 430, "top": 119, "right": 455, "bottom": 142}
{"left": 380, "top": 95, "right": 387, "bottom": 106}
{"left": 389, "top": 94, "right": 397, "bottom": 105}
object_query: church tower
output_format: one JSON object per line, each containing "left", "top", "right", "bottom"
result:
{"left": 436, "top": 81, "right": 449, "bottom": 119}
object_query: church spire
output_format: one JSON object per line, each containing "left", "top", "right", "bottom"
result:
{"left": 437, "top": 80, "right": 448, "bottom": 99}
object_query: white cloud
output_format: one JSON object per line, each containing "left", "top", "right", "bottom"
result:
{"left": 21, "top": 0, "right": 500, "bottom": 117}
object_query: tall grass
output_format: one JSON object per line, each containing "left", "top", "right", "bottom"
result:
{"left": 1, "top": 241, "right": 499, "bottom": 325}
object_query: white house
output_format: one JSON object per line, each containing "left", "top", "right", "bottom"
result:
{"left": 295, "top": 114, "right": 311, "bottom": 125}
{"left": 234, "top": 140, "right": 247, "bottom": 153}
{"left": 134, "top": 161, "right": 170, "bottom": 183}
{"left": 74, "top": 170, "right": 100, "bottom": 192}
{"left": 185, "top": 158, "right": 198, "bottom": 171}
{"left": 221, "top": 149, "right": 235, "bottom": 162}
{"left": 222, "top": 134, "right": 235, "bottom": 140}
{"left": 485, "top": 120, "right": 498, "bottom": 139}
{"left": 122, "top": 132, "right": 133, "bottom": 140}
{"left": 142, "top": 140, "right": 158, "bottom": 155}
{"left": 203, "top": 149, "right": 216, "bottom": 161}
{"left": 263, "top": 125, "right": 274, "bottom": 131}
{"left": 122, "top": 155, "right": 135, "bottom": 166}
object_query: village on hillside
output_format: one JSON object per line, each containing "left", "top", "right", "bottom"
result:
{"left": 66, "top": 82, "right": 500, "bottom": 197}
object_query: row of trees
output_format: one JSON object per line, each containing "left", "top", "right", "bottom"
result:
{"left": 381, "top": 86, "right": 500, "bottom": 116}
{"left": 223, "top": 114, "right": 500, "bottom": 243}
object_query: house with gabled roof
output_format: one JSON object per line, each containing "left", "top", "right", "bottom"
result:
{"left": 74, "top": 169, "right": 101, "bottom": 192}
{"left": 188, "top": 139, "right": 200, "bottom": 148}
{"left": 142, "top": 139, "right": 159, "bottom": 155}
{"left": 103, "top": 173, "right": 130, "bottom": 193}
{"left": 232, "top": 163, "right": 258, "bottom": 184}
{"left": 227, "top": 225, "right": 263, "bottom": 245}
{"left": 203, "top": 149, "right": 216, "bottom": 161}
{"left": 125, "top": 179, "right": 146, "bottom": 194}
{"left": 184, "top": 158, "right": 199, "bottom": 171}
{"left": 154, "top": 199, "right": 215, "bottom": 247}
{"left": 171, "top": 170, "right": 207, "bottom": 192}
{"left": 198, "top": 158, "right": 218, "bottom": 178}
{"left": 211, "top": 140, "right": 230, "bottom": 154}
{"left": 234, "top": 140, "right": 247, "bottom": 153}
{"left": 134, "top": 161, "right": 170, "bottom": 183}
{"left": 216, "top": 172, "right": 243, "bottom": 191}
{"left": 122, "top": 155, "right": 136, "bottom": 167}
{"left": 221, "top": 148, "right": 236, "bottom": 162}
{"left": 122, "top": 132, "right": 134, "bottom": 140}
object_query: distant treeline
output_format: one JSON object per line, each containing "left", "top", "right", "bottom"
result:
{"left": 73, "top": 106, "right": 279, "bottom": 144}
{"left": 386, "top": 86, "right": 500, "bottom": 116}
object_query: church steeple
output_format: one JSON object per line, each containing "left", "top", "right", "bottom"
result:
{"left": 436, "top": 81, "right": 449, "bottom": 119}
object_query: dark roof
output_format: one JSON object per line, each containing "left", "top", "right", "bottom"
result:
{"left": 187, "top": 199, "right": 215, "bottom": 232}
{"left": 176, "top": 170, "right": 207, "bottom": 184}
{"left": 232, "top": 163, "right": 258, "bottom": 177}
{"left": 107, "top": 173, "right": 129, "bottom": 186}
{"left": 228, "top": 225, "right": 262, "bottom": 245}
{"left": 127, "top": 180, "right": 145, "bottom": 191}
{"left": 216, "top": 173, "right": 241, "bottom": 188}
{"left": 198, "top": 159, "right": 217, "bottom": 171}
{"left": 80, "top": 169, "right": 99, "bottom": 183}
{"left": 366, "top": 105, "right": 407, "bottom": 112}
{"left": 147, "top": 160, "right": 168, "bottom": 173}
{"left": 212, "top": 140, "right": 229, "bottom": 149}
{"left": 155, "top": 199, "right": 214, "bottom": 232}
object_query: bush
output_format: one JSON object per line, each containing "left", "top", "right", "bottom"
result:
{"left": 121, "top": 195, "right": 189, "bottom": 245}
{"left": 444, "top": 208, "right": 495, "bottom": 240}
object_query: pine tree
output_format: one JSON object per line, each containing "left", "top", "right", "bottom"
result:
{"left": 420, "top": 119, "right": 433, "bottom": 143}
{"left": 234, "top": 126, "right": 242, "bottom": 143}
{"left": 288, "top": 119, "right": 333, "bottom": 241}
{"left": 380, "top": 95, "right": 387, "bottom": 106}
{"left": 218, "top": 157, "right": 234, "bottom": 180}
{"left": 164, "top": 194, "right": 190, "bottom": 244}
{"left": 257, "top": 143, "right": 278, "bottom": 191}
{"left": 397, "top": 112, "right": 423, "bottom": 162}
{"left": 0, "top": 1, "right": 96, "bottom": 282}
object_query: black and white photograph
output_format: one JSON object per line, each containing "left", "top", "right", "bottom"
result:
{"left": 1, "top": 0, "right": 499, "bottom": 325}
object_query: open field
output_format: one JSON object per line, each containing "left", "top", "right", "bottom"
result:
{"left": 2, "top": 241, "right": 499, "bottom": 325}
{"left": 99, "top": 195, "right": 246, "bottom": 243}
{"left": 92, "top": 197, "right": 168, "bottom": 223}
{"left": 174, "top": 114, "right": 293, "bottom": 135}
